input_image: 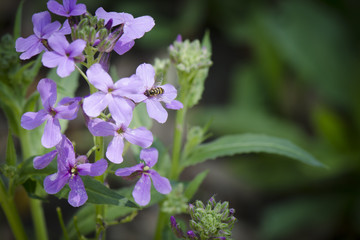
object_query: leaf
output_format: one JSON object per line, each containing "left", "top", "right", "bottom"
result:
{"left": 13, "top": 0, "right": 24, "bottom": 40}
{"left": 6, "top": 130, "right": 17, "bottom": 166}
{"left": 201, "top": 30, "right": 212, "bottom": 54}
{"left": 81, "top": 176, "right": 136, "bottom": 207}
{"left": 181, "top": 134, "right": 324, "bottom": 168}
{"left": 47, "top": 67, "right": 79, "bottom": 100}
{"left": 184, "top": 170, "right": 209, "bottom": 200}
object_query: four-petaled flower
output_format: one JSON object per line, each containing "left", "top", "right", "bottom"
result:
{"left": 115, "top": 148, "right": 171, "bottom": 206}
{"left": 128, "top": 63, "right": 183, "bottom": 123}
{"left": 95, "top": 7, "right": 155, "bottom": 55}
{"left": 88, "top": 118, "right": 153, "bottom": 164}
{"left": 83, "top": 63, "right": 140, "bottom": 124}
{"left": 15, "top": 11, "right": 67, "bottom": 60}
{"left": 44, "top": 136, "right": 108, "bottom": 207}
{"left": 47, "top": 0, "right": 87, "bottom": 17}
{"left": 42, "top": 35, "right": 86, "bottom": 77}
{"left": 21, "top": 78, "right": 81, "bottom": 148}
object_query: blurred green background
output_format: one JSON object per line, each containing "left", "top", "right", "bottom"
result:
{"left": 1, "top": 0, "right": 360, "bottom": 239}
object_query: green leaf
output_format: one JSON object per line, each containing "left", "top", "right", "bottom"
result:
{"left": 6, "top": 130, "right": 17, "bottom": 166}
{"left": 47, "top": 67, "right": 79, "bottom": 99}
{"left": 201, "top": 30, "right": 212, "bottom": 54}
{"left": 13, "top": 0, "right": 24, "bottom": 40}
{"left": 184, "top": 170, "right": 209, "bottom": 200}
{"left": 181, "top": 134, "right": 324, "bottom": 168}
{"left": 82, "top": 176, "right": 136, "bottom": 206}
{"left": 0, "top": 101, "right": 21, "bottom": 135}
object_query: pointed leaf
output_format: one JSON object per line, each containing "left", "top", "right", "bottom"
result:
{"left": 6, "top": 130, "right": 17, "bottom": 166}
{"left": 182, "top": 134, "right": 324, "bottom": 168}
{"left": 14, "top": 0, "right": 24, "bottom": 40}
{"left": 184, "top": 170, "right": 209, "bottom": 200}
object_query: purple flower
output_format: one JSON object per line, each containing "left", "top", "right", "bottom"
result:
{"left": 82, "top": 63, "right": 140, "bottom": 124}
{"left": 88, "top": 118, "right": 153, "bottom": 164}
{"left": 44, "top": 136, "right": 108, "bottom": 207}
{"left": 47, "top": 0, "right": 86, "bottom": 17}
{"left": 21, "top": 78, "right": 81, "bottom": 148}
{"left": 42, "top": 35, "right": 86, "bottom": 77}
{"left": 129, "top": 63, "right": 183, "bottom": 123}
{"left": 95, "top": 7, "right": 155, "bottom": 55}
{"left": 115, "top": 148, "right": 171, "bottom": 206}
{"left": 15, "top": 11, "right": 67, "bottom": 60}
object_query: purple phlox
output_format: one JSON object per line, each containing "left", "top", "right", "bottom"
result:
{"left": 15, "top": 11, "right": 69, "bottom": 60}
{"left": 82, "top": 63, "right": 141, "bottom": 124}
{"left": 129, "top": 63, "right": 183, "bottom": 123}
{"left": 42, "top": 35, "right": 86, "bottom": 77}
{"left": 87, "top": 117, "right": 153, "bottom": 164}
{"left": 95, "top": 7, "right": 155, "bottom": 55}
{"left": 43, "top": 136, "right": 108, "bottom": 207}
{"left": 115, "top": 148, "right": 171, "bottom": 206}
{"left": 21, "top": 78, "right": 81, "bottom": 148}
{"left": 47, "top": 0, "right": 86, "bottom": 17}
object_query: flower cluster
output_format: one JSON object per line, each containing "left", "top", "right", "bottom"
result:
{"left": 170, "top": 196, "right": 237, "bottom": 240}
{"left": 17, "top": 0, "right": 182, "bottom": 207}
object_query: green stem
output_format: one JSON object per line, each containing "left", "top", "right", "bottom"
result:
{"left": 169, "top": 100, "right": 187, "bottom": 180}
{"left": 18, "top": 129, "right": 48, "bottom": 240}
{"left": 154, "top": 210, "right": 169, "bottom": 240}
{"left": 0, "top": 178, "right": 28, "bottom": 240}
{"left": 56, "top": 207, "right": 69, "bottom": 240}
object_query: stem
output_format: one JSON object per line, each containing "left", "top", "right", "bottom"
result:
{"left": 0, "top": 178, "right": 28, "bottom": 240}
{"left": 153, "top": 210, "right": 169, "bottom": 240}
{"left": 56, "top": 207, "right": 69, "bottom": 240}
{"left": 169, "top": 101, "right": 187, "bottom": 180}
{"left": 18, "top": 129, "right": 48, "bottom": 240}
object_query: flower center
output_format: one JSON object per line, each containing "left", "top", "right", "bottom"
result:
{"left": 143, "top": 166, "right": 150, "bottom": 171}
{"left": 70, "top": 166, "right": 78, "bottom": 177}
{"left": 49, "top": 108, "right": 57, "bottom": 117}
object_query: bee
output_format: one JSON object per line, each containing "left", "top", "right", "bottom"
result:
{"left": 144, "top": 87, "right": 164, "bottom": 97}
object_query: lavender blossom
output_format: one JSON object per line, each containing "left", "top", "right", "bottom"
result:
{"left": 44, "top": 136, "right": 108, "bottom": 207}
{"left": 21, "top": 78, "right": 81, "bottom": 148}
{"left": 15, "top": 11, "right": 68, "bottom": 60}
{"left": 47, "top": 0, "right": 86, "bottom": 17}
{"left": 82, "top": 63, "right": 140, "bottom": 124}
{"left": 87, "top": 118, "right": 153, "bottom": 164}
{"left": 42, "top": 35, "right": 86, "bottom": 77}
{"left": 128, "top": 63, "right": 183, "bottom": 123}
{"left": 95, "top": 7, "right": 155, "bottom": 55}
{"left": 115, "top": 148, "right": 171, "bottom": 206}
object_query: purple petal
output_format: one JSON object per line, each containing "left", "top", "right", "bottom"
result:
{"left": 149, "top": 169, "right": 171, "bottom": 194}
{"left": 139, "top": 148, "right": 158, "bottom": 168}
{"left": 159, "top": 84, "right": 177, "bottom": 103}
{"left": 124, "top": 127, "right": 153, "bottom": 148}
{"left": 19, "top": 41, "right": 45, "bottom": 60}
{"left": 58, "top": 20, "right": 71, "bottom": 35}
{"left": 42, "top": 117, "right": 62, "bottom": 148}
{"left": 95, "top": 7, "right": 125, "bottom": 27}
{"left": 114, "top": 76, "right": 147, "bottom": 103}
{"left": 106, "top": 135, "right": 124, "bottom": 164}
{"left": 33, "top": 150, "right": 58, "bottom": 169}
{"left": 41, "top": 21, "right": 62, "bottom": 39}
{"left": 69, "top": 3, "right": 86, "bottom": 16}
{"left": 115, "top": 163, "right": 144, "bottom": 177}
{"left": 44, "top": 171, "right": 70, "bottom": 194}
{"left": 47, "top": 1, "right": 67, "bottom": 16}
{"left": 145, "top": 99, "right": 168, "bottom": 123}
{"left": 47, "top": 35, "right": 68, "bottom": 55}
{"left": 56, "top": 136, "right": 76, "bottom": 169}
{"left": 68, "top": 175, "right": 88, "bottom": 207}
{"left": 124, "top": 16, "right": 155, "bottom": 40}
{"left": 38, "top": 78, "right": 58, "bottom": 109}
{"left": 108, "top": 96, "right": 134, "bottom": 126}
{"left": 83, "top": 92, "right": 111, "bottom": 117}
{"left": 42, "top": 51, "right": 63, "bottom": 68}
{"left": 87, "top": 118, "right": 116, "bottom": 136}
{"left": 21, "top": 110, "right": 49, "bottom": 130}
{"left": 165, "top": 100, "right": 183, "bottom": 110}
{"left": 133, "top": 174, "right": 151, "bottom": 206}
{"left": 32, "top": 11, "right": 51, "bottom": 38}
{"left": 57, "top": 58, "right": 75, "bottom": 77}
{"left": 114, "top": 38, "right": 135, "bottom": 55}
{"left": 86, "top": 63, "right": 114, "bottom": 92}
{"left": 16, "top": 35, "right": 44, "bottom": 60}
{"left": 67, "top": 39, "right": 86, "bottom": 58}
{"left": 55, "top": 98, "right": 80, "bottom": 120}
{"left": 136, "top": 63, "right": 155, "bottom": 88}
{"left": 78, "top": 159, "right": 108, "bottom": 177}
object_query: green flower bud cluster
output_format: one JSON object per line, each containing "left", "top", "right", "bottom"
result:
{"left": 161, "top": 183, "right": 188, "bottom": 214}
{"left": 169, "top": 38, "right": 212, "bottom": 75}
{"left": 153, "top": 58, "right": 170, "bottom": 83}
{"left": 188, "top": 197, "right": 236, "bottom": 240}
